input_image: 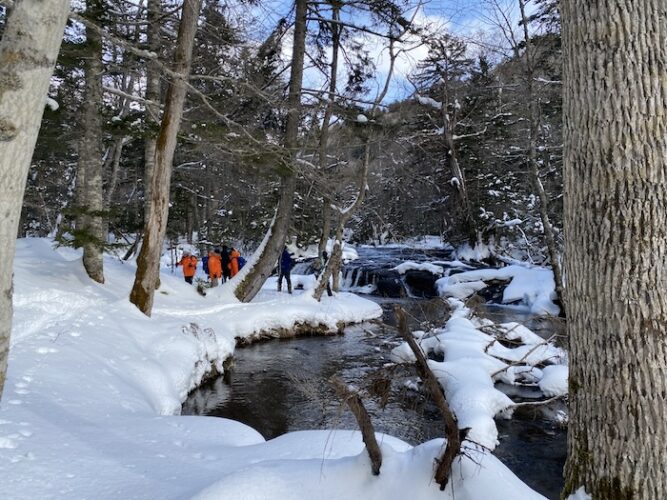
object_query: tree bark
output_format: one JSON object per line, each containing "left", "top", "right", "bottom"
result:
{"left": 143, "top": 0, "right": 162, "bottom": 226}
{"left": 233, "top": 0, "right": 307, "bottom": 303}
{"left": 562, "top": 1, "right": 667, "bottom": 498}
{"left": 104, "top": 136, "right": 125, "bottom": 207}
{"left": 129, "top": 0, "right": 202, "bottom": 315}
{"left": 79, "top": 0, "right": 106, "bottom": 284}
{"left": 330, "top": 376, "right": 382, "bottom": 475}
{"left": 0, "top": 0, "right": 70, "bottom": 399}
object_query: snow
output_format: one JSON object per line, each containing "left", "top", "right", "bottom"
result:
{"left": 455, "top": 242, "right": 494, "bottom": 261}
{"left": 374, "top": 235, "right": 451, "bottom": 250}
{"left": 539, "top": 365, "right": 569, "bottom": 397}
{"left": 436, "top": 264, "right": 560, "bottom": 316}
{"left": 416, "top": 94, "right": 442, "bottom": 110}
{"left": 391, "top": 299, "right": 567, "bottom": 450}
{"left": 392, "top": 261, "right": 444, "bottom": 275}
{"left": 567, "top": 487, "right": 592, "bottom": 500}
{"left": 437, "top": 279, "right": 487, "bottom": 300}
{"left": 44, "top": 97, "right": 59, "bottom": 111}
{"left": 296, "top": 240, "right": 359, "bottom": 262}
{"left": 356, "top": 113, "right": 368, "bottom": 123}
{"left": 0, "top": 239, "right": 548, "bottom": 499}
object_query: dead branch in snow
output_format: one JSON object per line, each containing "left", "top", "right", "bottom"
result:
{"left": 330, "top": 376, "right": 382, "bottom": 475}
{"left": 395, "top": 306, "right": 460, "bottom": 490}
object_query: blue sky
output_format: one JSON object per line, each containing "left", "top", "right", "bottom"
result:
{"left": 232, "top": 0, "right": 527, "bottom": 103}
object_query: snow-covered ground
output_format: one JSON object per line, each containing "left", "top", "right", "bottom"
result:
{"left": 391, "top": 299, "right": 567, "bottom": 450}
{"left": 0, "top": 239, "right": 548, "bottom": 499}
{"left": 436, "top": 264, "right": 560, "bottom": 316}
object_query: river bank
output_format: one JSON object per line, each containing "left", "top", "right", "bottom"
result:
{"left": 1, "top": 238, "right": 550, "bottom": 499}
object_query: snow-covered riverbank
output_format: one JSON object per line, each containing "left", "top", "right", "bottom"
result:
{"left": 0, "top": 239, "right": 547, "bottom": 499}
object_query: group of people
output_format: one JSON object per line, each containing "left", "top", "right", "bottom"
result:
{"left": 176, "top": 245, "right": 243, "bottom": 286}
{"left": 177, "top": 244, "right": 331, "bottom": 297}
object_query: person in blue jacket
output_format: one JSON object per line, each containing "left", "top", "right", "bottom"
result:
{"left": 278, "top": 246, "right": 293, "bottom": 294}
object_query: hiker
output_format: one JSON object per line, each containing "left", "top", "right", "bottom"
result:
{"left": 208, "top": 248, "right": 222, "bottom": 287}
{"left": 176, "top": 250, "right": 198, "bottom": 284}
{"left": 202, "top": 254, "right": 209, "bottom": 278}
{"left": 220, "top": 245, "right": 231, "bottom": 282}
{"left": 228, "top": 247, "right": 241, "bottom": 278}
{"left": 278, "top": 246, "right": 293, "bottom": 294}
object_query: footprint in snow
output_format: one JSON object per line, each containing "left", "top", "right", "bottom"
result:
{"left": 7, "top": 400, "right": 22, "bottom": 405}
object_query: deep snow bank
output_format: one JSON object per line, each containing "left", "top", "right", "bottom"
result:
{"left": 436, "top": 264, "right": 560, "bottom": 315}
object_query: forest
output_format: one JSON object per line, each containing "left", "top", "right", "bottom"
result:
{"left": 1, "top": 0, "right": 665, "bottom": 499}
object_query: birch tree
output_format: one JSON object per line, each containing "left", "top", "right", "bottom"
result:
{"left": 562, "top": 0, "right": 667, "bottom": 497}
{"left": 0, "top": 1, "right": 70, "bottom": 398}
{"left": 129, "top": 0, "right": 202, "bottom": 315}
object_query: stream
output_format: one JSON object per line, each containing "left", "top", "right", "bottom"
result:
{"left": 183, "top": 247, "right": 567, "bottom": 499}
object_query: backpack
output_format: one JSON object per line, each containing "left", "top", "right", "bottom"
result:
{"left": 237, "top": 256, "right": 247, "bottom": 269}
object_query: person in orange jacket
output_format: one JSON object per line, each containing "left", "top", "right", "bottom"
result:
{"left": 208, "top": 248, "right": 223, "bottom": 287}
{"left": 228, "top": 247, "right": 241, "bottom": 277}
{"left": 176, "top": 250, "right": 198, "bottom": 284}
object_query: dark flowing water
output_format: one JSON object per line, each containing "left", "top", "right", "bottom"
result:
{"left": 183, "top": 249, "right": 567, "bottom": 499}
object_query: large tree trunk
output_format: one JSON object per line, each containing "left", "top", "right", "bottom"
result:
{"left": 233, "top": 0, "right": 307, "bottom": 303}
{"left": 79, "top": 0, "right": 106, "bottom": 284}
{"left": 129, "top": 0, "right": 202, "bottom": 315}
{"left": 562, "top": 1, "right": 667, "bottom": 498}
{"left": 0, "top": 1, "right": 69, "bottom": 399}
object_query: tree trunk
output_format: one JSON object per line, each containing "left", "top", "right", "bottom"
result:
{"left": 233, "top": 0, "right": 307, "bottom": 303}
{"left": 313, "top": 143, "right": 369, "bottom": 300}
{"left": 562, "top": 1, "right": 667, "bottom": 498}
{"left": 395, "top": 306, "right": 460, "bottom": 489}
{"left": 518, "top": 0, "right": 565, "bottom": 314}
{"left": 0, "top": 0, "right": 69, "bottom": 399}
{"left": 129, "top": 0, "right": 202, "bottom": 315}
{"left": 441, "top": 75, "right": 475, "bottom": 245}
{"left": 143, "top": 0, "right": 162, "bottom": 226}
{"left": 104, "top": 137, "right": 125, "bottom": 207}
{"left": 330, "top": 376, "right": 382, "bottom": 475}
{"left": 316, "top": 4, "right": 340, "bottom": 260}
{"left": 79, "top": 0, "right": 105, "bottom": 284}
